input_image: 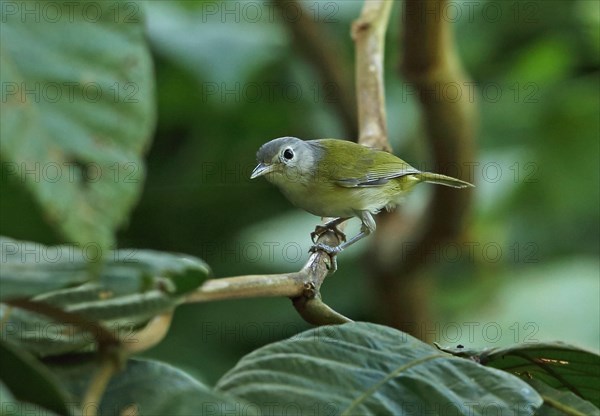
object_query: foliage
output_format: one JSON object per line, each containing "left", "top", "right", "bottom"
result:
{"left": 1, "top": 237, "right": 209, "bottom": 356}
{"left": 0, "top": 0, "right": 598, "bottom": 415}
{"left": 0, "top": 0, "right": 155, "bottom": 252}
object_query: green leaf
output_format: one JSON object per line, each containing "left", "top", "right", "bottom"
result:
{"left": 0, "top": 339, "right": 72, "bottom": 415}
{"left": 528, "top": 379, "right": 600, "bottom": 416}
{"left": 0, "top": 0, "right": 156, "bottom": 251}
{"left": 1, "top": 237, "right": 210, "bottom": 356}
{"left": 0, "top": 236, "right": 92, "bottom": 300}
{"left": 440, "top": 343, "right": 600, "bottom": 409}
{"left": 216, "top": 322, "right": 543, "bottom": 415}
{"left": 48, "top": 357, "right": 255, "bottom": 416}
{"left": 0, "top": 237, "right": 210, "bottom": 301}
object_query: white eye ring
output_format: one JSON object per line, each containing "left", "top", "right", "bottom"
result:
{"left": 282, "top": 147, "right": 294, "bottom": 161}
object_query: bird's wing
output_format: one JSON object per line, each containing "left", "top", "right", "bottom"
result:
{"left": 318, "top": 140, "right": 421, "bottom": 188}
{"left": 334, "top": 163, "right": 421, "bottom": 187}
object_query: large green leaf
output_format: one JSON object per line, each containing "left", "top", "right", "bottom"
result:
{"left": 0, "top": 0, "right": 155, "bottom": 251}
{"left": 440, "top": 343, "right": 600, "bottom": 410}
{"left": 1, "top": 236, "right": 93, "bottom": 299}
{"left": 216, "top": 322, "right": 543, "bottom": 415}
{"left": 49, "top": 357, "right": 255, "bottom": 416}
{"left": 0, "top": 339, "right": 71, "bottom": 415}
{"left": 528, "top": 379, "right": 600, "bottom": 416}
{"left": 0, "top": 237, "right": 210, "bottom": 300}
{"left": 0, "top": 237, "right": 210, "bottom": 356}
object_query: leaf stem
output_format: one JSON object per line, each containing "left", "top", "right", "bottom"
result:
{"left": 81, "top": 356, "right": 119, "bottom": 416}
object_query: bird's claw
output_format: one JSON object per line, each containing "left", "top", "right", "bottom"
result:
{"left": 310, "top": 225, "right": 327, "bottom": 243}
{"left": 310, "top": 224, "right": 347, "bottom": 244}
{"left": 309, "top": 242, "right": 341, "bottom": 256}
{"left": 309, "top": 243, "right": 340, "bottom": 274}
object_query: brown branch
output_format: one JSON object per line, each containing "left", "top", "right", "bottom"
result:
{"left": 292, "top": 291, "right": 353, "bottom": 326}
{"left": 352, "top": 0, "right": 393, "bottom": 151}
{"left": 185, "top": 272, "right": 307, "bottom": 302}
{"left": 274, "top": 0, "right": 357, "bottom": 139}
{"left": 186, "top": 229, "right": 352, "bottom": 325}
{"left": 370, "top": 0, "right": 476, "bottom": 334}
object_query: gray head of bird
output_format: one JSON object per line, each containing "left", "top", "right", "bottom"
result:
{"left": 250, "top": 137, "right": 323, "bottom": 185}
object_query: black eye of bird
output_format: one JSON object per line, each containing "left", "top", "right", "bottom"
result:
{"left": 283, "top": 148, "right": 294, "bottom": 160}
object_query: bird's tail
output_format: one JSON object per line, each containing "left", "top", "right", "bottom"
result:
{"left": 418, "top": 172, "right": 474, "bottom": 189}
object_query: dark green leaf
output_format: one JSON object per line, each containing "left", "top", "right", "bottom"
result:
{"left": 216, "top": 322, "right": 543, "bottom": 415}
{"left": 1, "top": 237, "right": 210, "bottom": 356}
{"left": 48, "top": 357, "right": 256, "bottom": 416}
{"left": 0, "top": 236, "right": 91, "bottom": 300}
{"left": 0, "top": 339, "right": 72, "bottom": 415}
{"left": 528, "top": 379, "right": 599, "bottom": 416}
{"left": 0, "top": 0, "right": 155, "bottom": 251}
{"left": 441, "top": 342, "right": 600, "bottom": 409}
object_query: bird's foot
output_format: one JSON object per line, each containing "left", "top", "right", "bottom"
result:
{"left": 310, "top": 224, "right": 347, "bottom": 244}
{"left": 309, "top": 242, "right": 342, "bottom": 256}
{"left": 309, "top": 243, "right": 340, "bottom": 274}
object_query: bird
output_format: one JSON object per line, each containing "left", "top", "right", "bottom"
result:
{"left": 251, "top": 136, "right": 473, "bottom": 255}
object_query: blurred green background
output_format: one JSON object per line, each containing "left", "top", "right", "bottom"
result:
{"left": 3, "top": 1, "right": 599, "bottom": 385}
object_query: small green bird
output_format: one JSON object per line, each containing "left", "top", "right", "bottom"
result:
{"left": 251, "top": 137, "right": 473, "bottom": 254}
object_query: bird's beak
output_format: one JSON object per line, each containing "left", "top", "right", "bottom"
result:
{"left": 250, "top": 162, "right": 274, "bottom": 179}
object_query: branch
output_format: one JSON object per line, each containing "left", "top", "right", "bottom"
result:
{"left": 274, "top": 0, "right": 357, "bottom": 139}
{"left": 185, "top": 272, "right": 307, "bottom": 302}
{"left": 370, "top": 0, "right": 476, "bottom": 331}
{"left": 185, "top": 229, "right": 352, "bottom": 325}
{"left": 352, "top": 0, "right": 394, "bottom": 150}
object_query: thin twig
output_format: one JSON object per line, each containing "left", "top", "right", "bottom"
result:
{"left": 185, "top": 272, "right": 308, "bottom": 302}
{"left": 352, "top": 0, "right": 394, "bottom": 150}
{"left": 292, "top": 292, "right": 354, "bottom": 325}
{"left": 185, "top": 229, "right": 352, "bottom": 325}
